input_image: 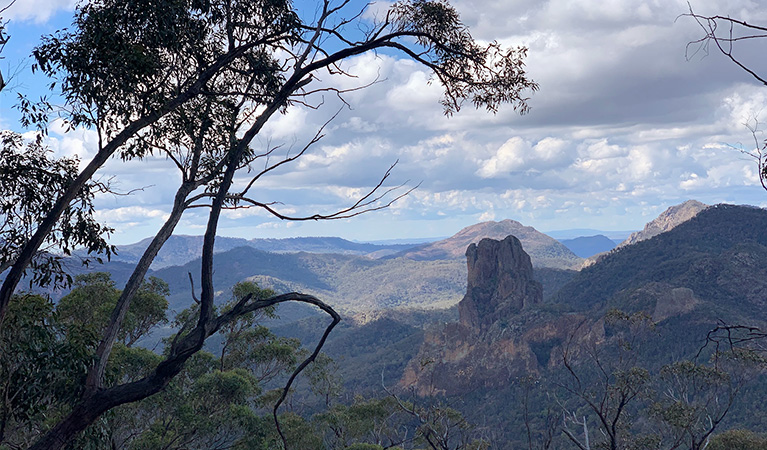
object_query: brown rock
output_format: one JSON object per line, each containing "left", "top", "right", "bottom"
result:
{"left": 458, "top": 236, "right": 543, "bottom": 331}
{"left": 401, "top": 235, "right": 554, "bottom": 396}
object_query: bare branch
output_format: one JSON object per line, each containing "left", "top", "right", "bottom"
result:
{"left": 683, "top": 4, "right": 767, "bottom": 86}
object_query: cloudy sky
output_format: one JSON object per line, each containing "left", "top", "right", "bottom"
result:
{"left": 2, "top": 0, "right": 767, "bottom": 244}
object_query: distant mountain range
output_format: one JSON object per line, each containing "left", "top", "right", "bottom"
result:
{"left": 579, "top": 200, "right": 710, "bottom": 266}
{"left": 64, "top": 199, "right": 724, "bottom": 318}
{"left": 389, "top": 203, "right": 767, "bottom": 445}
{"left": 555, "top": 203, "right": 767, "bottom": 318}
{"left": 259, "top": 202, "right": 767, "bottom": 427}
{"left": 545, "top": 228, "right": 632, "bottom": 241}
{"left": 92, "top": 217, "right": 594, "bottom": 316}
{"left": 111, "top": 235, "right": 417, "bottom": 269}
{"left": 53, "top": 199, "right": 767, "bottom": 416}
{"left": 151, "top": 247, "right": 467, "bottom": 315}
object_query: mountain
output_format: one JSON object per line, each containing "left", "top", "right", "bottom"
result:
{"left": 397, "top": 204, "right": 767, "bottom": 445}
{"left": 111, "top": 235, "right": 419, "bottom": 269}
{"left": 403, "top": 205, "right": 767, "bottom": 385}
{"left": 618, "top": 199, "right": 708, "bottom": 247}
{"left": 403, "top": 235, "right": 548, "bottom": 395}
{"left": 554, "top": 204, "right": 767, "bottom": 318}
{"left": 142, "top": 245, "right": 574, "bottom": 319}
{"left": 246, "top": 236, "right": 416, "bottom": 255}
{"left": 112, "top": 235, "right": 249, "bottom": 269}
{"left": 545, "top": 228, "right": 633, "bottom": 241}
{"left": 558, "top": 234, "right": 616, "bottom": 258}
{"left": 389, "top": 219, "right": 584, "bottom": 269}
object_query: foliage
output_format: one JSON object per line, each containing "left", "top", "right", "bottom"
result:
{"left": 312, "top": 396, "right": 408, "bottom": 449}
{"left": 650, "top": 360, "right": 736, "bottom": 450}
{"left": 155, "top": 247, "right": 467, "bottom": 313}
{"left": 0, "top": 131, "right": 113, "bottom": 288}
{"left": 552, "top": 205, "right": 767, "bottom": 317}
{"left": 32, "top": 0, "right": 297, "bottom": 143}
{"left": 0, "top": 294, "right": 98, "bottom": 447}
{"left": 57, "top": 272, "right": 168, "bottom": 346}
{"left": 0, "top": 0, "right": 539, "bottom": 447}
{"left": 111, "top": 361, "right": 263, "bottom": 450}
{"left": 708, "top": 429, "right": 767, "bottom": 450}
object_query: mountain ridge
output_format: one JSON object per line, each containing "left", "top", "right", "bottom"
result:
{"left": 399, "top": 203, "right": 767, "bottom": 405}
{"left": 619, "top": 199, "right": 708, "bottom": 247}
{"left": 111, "top": 235, "right": 418, "bottom": 269}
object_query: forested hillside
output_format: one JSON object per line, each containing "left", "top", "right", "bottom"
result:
{"left": 399, "top": 204, "right": 767, "bottom": 448}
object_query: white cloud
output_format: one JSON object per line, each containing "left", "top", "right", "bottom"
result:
{"left": 2, "top": 0, "right": 76, "bottom": 23}
{"left": 7, "top": 0, "right": 767, "bottom": 244}
{"left": 386, "top": 70, "right": 443, "bottom": 112}
{"left": 477, "top": 210, "right": 495, "bottom": 221}
{"left": 477, "top": 136, "right": 572, "bottom": 178}
{"left": 477, "top": 137, "right": 531, "bottom": 177}
{"left": 94, "top": 206, "right": 169, "bottom": 224}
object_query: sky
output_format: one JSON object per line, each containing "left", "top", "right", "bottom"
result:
{"left": 2, "top": 0, "right": 767, "bottom": 245}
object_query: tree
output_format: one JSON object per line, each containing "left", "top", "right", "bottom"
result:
{"left": 0, "top": 0, "right": 538, "bottom": 448}
{"left": 0, "top": 131, "right": 114, "bottom": 288}
{"left": 685, "top": 8, "right": 767, "bottom": 191}
{"left": 57, "top": 272, "right": 169, "bottom": 347}
{"left": 708, "top": 429, "right": 767, "bottom": 450}
{"left": 0, "top": 294, "right": 99, "bottom": 448}
{"left": 0, "top": 1, "right": 13, "bottom": 92}
{"left": 650, "top": 359, "right": 740, "bottom": 450}
{"left": 557, "top": 311, "right": 654, "bottom": 450}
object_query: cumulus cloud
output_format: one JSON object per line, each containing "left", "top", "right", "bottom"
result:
{"left": 477, "top": 137, "right": 571, "bottom": 178}
{"left": 6, "top": 0, "right": 767, "bottom": 243}
{"left": 94, "top": 206, "right": 169, "bottom": 225}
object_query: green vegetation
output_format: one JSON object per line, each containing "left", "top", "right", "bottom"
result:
{"left": 152, "top": 246, "right": 575, "bottom": 316}
{"left": 0, "top": 277, "right": 493, "bottom": 449}
{"left": 0, "top": 0, "right": 537, "bottom": 446}
{"left": 553, "top": 205, "right": 767, "bottom": 319}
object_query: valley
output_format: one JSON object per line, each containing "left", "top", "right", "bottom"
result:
{"left": 47, "top": 199, "right": 767, "bottom": 448}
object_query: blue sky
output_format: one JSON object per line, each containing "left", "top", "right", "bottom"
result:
{"left": 2, "top": 0, "right": 767, "bottom": 245}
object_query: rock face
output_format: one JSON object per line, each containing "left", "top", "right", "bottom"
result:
{"left": 458, "top": 236, "right": 542, "bottom": 331}
{"left": 583, "top": 200, "right": 708, "bottom": 268}
{"left": 401, "top": 235, "right": 555, "bottom": 396}
{"left": 620, "top": 200, "right": 707, "bottom": 247}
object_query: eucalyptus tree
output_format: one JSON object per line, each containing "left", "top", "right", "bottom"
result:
{"left": 0, "top": 0, "right": 538, "bottom": 448}
{"left": 0, "top": 131, "right": 113, "bottom": 288}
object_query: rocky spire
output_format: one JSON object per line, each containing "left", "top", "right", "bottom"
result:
{"left": 458, "top": 235, "right": 542, "bottom": 331}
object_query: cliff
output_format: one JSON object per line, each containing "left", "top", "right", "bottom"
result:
{"left": 458, "top": 236, "right": 542, "bottom": 331}
{"left": 401, "top": 235, "right": 571, "bottom": 396}
{"left": 619, "top": 200, "right": 707, "bottom": 247}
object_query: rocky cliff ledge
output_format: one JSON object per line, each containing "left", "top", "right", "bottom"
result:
{"left": 458, "top": 236, "right": 542, "bottom": 331}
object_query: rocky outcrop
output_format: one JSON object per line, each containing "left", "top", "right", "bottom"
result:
{"left": 620, "top": 200, "right": 707, "bottom": 247}
{"left": 583, "top": 200, "right": 708, "bottom": 268}
{"left": 401, "top": 236, "right": 558, "bottom": 396}
{"left": 652, "top": 286, "right": 698, "bottom": 322}
{"left": 458, "top": 236, "right": 542, "bottom": 331}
